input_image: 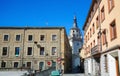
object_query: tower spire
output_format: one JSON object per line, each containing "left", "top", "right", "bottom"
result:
{"left": 73, "top": 15, "right": 78, "bottom": 28}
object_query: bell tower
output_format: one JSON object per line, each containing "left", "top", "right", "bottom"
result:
{"left": 69, "top": 16, "right": 83, "bottom": 73}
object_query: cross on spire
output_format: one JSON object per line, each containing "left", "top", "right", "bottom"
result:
{"left": 73, "top": 15, "right": 78, "bottom": 28}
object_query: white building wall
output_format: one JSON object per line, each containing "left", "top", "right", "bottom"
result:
{"left": 92, "top": 58, "right": 97, "bottom": 76}
{"left": 84, "top": 58, "right": 92, "bottom": 76}
{"left": 88, "top": 58, "right": 91, "bottom": 74}
{"left": 101, "top": 54, "right": 109, "bottom": 76}
{"left": 108, "top": 54, "right": 117, "bottom": 76}
{"left": 101, "top": 50, "right": 120, "bottom": 76}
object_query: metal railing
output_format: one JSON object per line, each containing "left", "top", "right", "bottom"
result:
{"left": 91, "top": 45, "right": 101, "bottom": 55}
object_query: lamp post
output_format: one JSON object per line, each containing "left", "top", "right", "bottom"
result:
{"left": 97, "top": 28, "right": 102, "bottom": 76}
{"left": 97, "top": 14, "right": 102, "bottom": 76}
{"left": 98, "top": 27, "right": 102, "bottom": 48}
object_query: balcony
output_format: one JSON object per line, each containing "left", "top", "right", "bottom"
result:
{"left": 91, "top": 45, "right": 101, "bottom": 56}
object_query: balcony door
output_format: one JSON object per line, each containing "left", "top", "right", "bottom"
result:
{"left": 115, "top": 57, "right": 120, "bottom": 76}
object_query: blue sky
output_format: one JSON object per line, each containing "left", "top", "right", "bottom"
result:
{"left": 0, "top": 0, "right": 92, "bottom": 35}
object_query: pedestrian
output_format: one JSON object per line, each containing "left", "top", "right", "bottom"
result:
{"left": 61, "top": 69, "right": 63, "bottom": 76}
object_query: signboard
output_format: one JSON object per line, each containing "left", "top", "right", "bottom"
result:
{"left": 47, "top": 61, "right": 52, "bottom": 66}
{"left": 57, "top": 57, "right": 61, "bottom": 64}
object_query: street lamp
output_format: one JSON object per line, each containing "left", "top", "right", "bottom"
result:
{"left": 34, "top": 41, "right": 41, "bottom": 48}
{"left": 27, "top": 41, "right": 41, "bottom": 76}
{"left": 97, "top": 25, "right": 102, "bottom": 76}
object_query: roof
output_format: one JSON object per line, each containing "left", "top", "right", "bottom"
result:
{"left": 0, "top": 26, "right": 65, "bottom": 30}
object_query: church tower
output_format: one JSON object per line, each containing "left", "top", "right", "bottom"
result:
{"left": 69, "top": 16, "right": 83, "bottom": 73}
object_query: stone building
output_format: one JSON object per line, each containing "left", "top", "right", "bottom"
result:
{"left": 0, "top": 27, "right": 72, "bottom": 73}
{"left": 69, "top": 16, "right": 83, "bottom": 73}
{"left": 81, "top": 0, "right": 120, "bottom": 76}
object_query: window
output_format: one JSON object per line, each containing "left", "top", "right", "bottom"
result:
{"left": 40, "top": 35, "right": 45, "bottom": 41}
{"left": 15, "top": 47, "right": 20, "bottom": 56}
{"left": 93, "top": 23, "right": 95, "bottom": 34}
{"left": 52, "top": 35, "right": 57, "bottom": 41}
{"left": 102, "top": 30, "right": 107, "bottom": 45}
{"left": 28, "top": 35, "right": 33, "bottom": 41}
{"left": 39, "top": 62, "right": 44, "bottom": 70}
{"left": 14, "top": 62, "right": 18, "bottom": 68}
{"left": 27, "top": 62, "right": 31, "bottom": 68}
{"left": 91, "top": 43, "right": 92, "bottom": 49}
{"left": 51, "top": 47, "right": 57, "bottom": 55}
{"left": 90, "top": 28, "right": 92, "bottom": 37}
{"left": 93, "top": 40, "right": 95, "bottom": 47}
{"left": 3, "top": 35, "right": 9, "bottom": 41}
{"left": 86, "top": 35, "right": 87, "bottom": 43}
{"left": 1, "top": 61, "right": 6, "bottom": 68}
{"left": 108, "top": 0, "right": 114, "bottom": 12}
{"left": 96, "top": 16, "right": 99, "bottom": 29}
{"left": 2, "top": 47, "right": 8, "bottom": 56}
{"left": 88, "top": 32, "right": 89, "bottom": 40}
{"left": 110, "top": 20, "right": 117, "bottom": 40}
{"left": 27, "top": 47, "right": 32, "bottom": 55}
{"left": 16, "top": 35, "right": 21, "bottom": 41}
{"left": 40, "top": 47, "right": 44, "bottom": 55}
{"left": 97, "top": 36, "right": 100, "bottom": 46}
{"left": 101, "top": 6, "right": 105, "bottom": 22}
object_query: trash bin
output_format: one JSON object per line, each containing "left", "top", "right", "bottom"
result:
{"left": 50, "top": 70, "right": 60, "bottom": 76}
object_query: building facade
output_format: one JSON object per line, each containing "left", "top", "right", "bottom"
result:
{"left": 69, "top": 16, "right": 83, "bottom": 73}
{"left": 82, "top": 0, "right": 120, "bottom": 76}
{"left": 0, "top": 27, "right": 72, "bottom": 73}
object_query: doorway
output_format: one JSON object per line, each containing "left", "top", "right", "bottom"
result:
{"left": 115, "top": 57, "right": 120, "bottom": 76}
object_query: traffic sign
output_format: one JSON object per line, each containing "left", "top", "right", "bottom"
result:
{"left": 47, "top": 61, "right": 51, "bottom": 66}
{"left": 57, "top": 57, "right": 61, "bottom": 61}
{"left": 57, "top": 57, "right": 61, "bottom": 64}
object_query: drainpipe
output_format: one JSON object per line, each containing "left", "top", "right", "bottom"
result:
{"left": 59, "top": 28, "right": 62, "bottom": 71}
{"left": 21, "top": 27, "right": 25, "bottom": 70}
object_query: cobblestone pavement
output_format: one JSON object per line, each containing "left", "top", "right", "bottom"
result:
{"left": 63, "top": 73, "right": 84, "bottom": 76}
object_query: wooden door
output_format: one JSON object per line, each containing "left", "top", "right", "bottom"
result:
{"left": 115, "top": 57, "right": 119, "bottom": 76}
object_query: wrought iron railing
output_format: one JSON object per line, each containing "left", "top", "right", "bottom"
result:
{"left": 91, "top": 45, "right": 101, "bottom": 55}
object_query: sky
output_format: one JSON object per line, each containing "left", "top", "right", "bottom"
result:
{"left": 0, "top": 0, "right": 92, "bottom": 35}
